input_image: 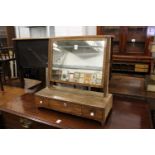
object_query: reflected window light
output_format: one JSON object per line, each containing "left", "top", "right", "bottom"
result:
{"left": 86, "top": 41, "right": 105, "bottom": 47}
{"left": 53, "top": 47, "right": 61, "bottom": 52}
{"left": 147, "top": 27, "right": 155, "bottom": 36}
{"left": 86, "top": 41, "right": 105, "bottom": 52}
{"left": 53, "top": 43, "right": 58, "bottom": 48}
{"left": 74, "top": 45, "right": 78, "bottom": 50}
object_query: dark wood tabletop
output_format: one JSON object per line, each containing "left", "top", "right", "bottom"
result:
{"left": 0, "top": 90, "right": 152, "bottom": 129}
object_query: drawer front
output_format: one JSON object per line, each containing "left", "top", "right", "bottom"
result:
{"left": 2, "top": 112, "right": 56, "bottom": 129}
{"left": 135, "top": 64, "right": 148, "bottom": 69}
{"left": 135, "top": 68, "right": 148, "bottom": 72}
{"left": 82, "top": 106, "right": 103, "bottom": 121}
{"left": 35, "top": 96, "right": 49, "bottom": 108}
{"left": 49, "top": 99, "right": 81, "bottom": 115}
{"left": 69, "top": 103, "right": 82, "bottom": 115}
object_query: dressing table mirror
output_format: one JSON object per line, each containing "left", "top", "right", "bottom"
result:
{"left": 51, "top": 39, "right": 105, "bottom": 87}
{"left": 35, "top": 36, "right": 113, "bottom": 126}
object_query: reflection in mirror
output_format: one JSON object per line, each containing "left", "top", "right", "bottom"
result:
{"left": 52, "top": 39, "right": 106, "bottom": 86}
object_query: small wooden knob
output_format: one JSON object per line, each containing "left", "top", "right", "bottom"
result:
{"left": 56, "top": 119, "right": 62, "bottom": 124}
{"left": 90, "top": 112, "right": 95, "bottom": 116}
{"left": 131, "top": 38, "right": 136, "bottom": 42}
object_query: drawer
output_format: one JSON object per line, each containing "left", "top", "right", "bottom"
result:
{"left": 135, "top": 64, "right": 148, "bottom": 69}
{"left": 2, "top": 112, "right": 56, "bottom": 129}
{"left": 135, "top": 68, "right": 148, "bottom": 72}
{"left": 35, "top": 96, "right": 49, "bottom": 107}
{"left": 49, "top": 99, "right": 81, "bottom": 115}
{"left": 82, "top": 106, "right": 103, "bottom": 121}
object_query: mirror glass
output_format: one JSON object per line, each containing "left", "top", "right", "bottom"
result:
{"left": 51, "top": 39, "right": 106, "bottom": 86}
